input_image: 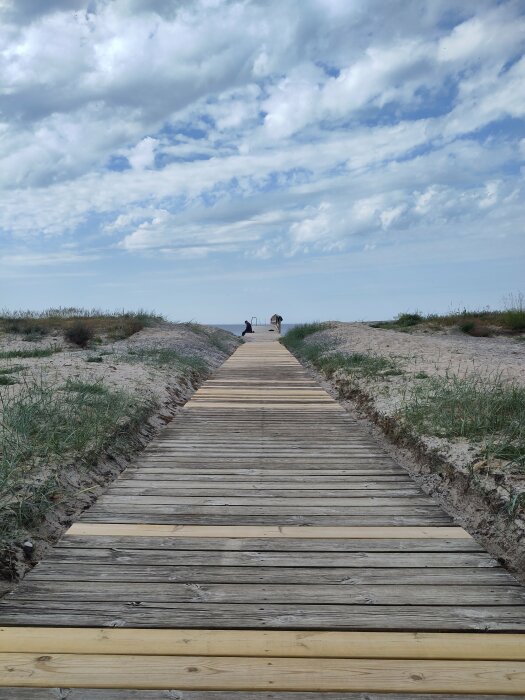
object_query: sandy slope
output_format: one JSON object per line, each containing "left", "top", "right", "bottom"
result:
{"left": 323, "top": 322, "right": 525, "bottom": 385}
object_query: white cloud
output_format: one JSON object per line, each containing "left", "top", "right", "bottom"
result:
{"left": 0, "top": 0, "right": 523, "bottom": 274}
{"left": 128, "top": 137, "right": 158, "bottom": 170}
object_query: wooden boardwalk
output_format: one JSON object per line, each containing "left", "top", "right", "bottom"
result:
{"left": 1, "top": 328, "right": 525, "bottom": 696}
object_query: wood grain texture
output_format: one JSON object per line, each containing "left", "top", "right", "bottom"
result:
{"left": 2, "top": 628, "right": 524, "bottom": 660}
{"left": 2, "top": 654, "right": 525, "bottom": 693}
{"left": 65, "top": 523, "right": 473, "bottom": 539}
{"left": 2, "top": 337, "right": 525, "bottom": 696}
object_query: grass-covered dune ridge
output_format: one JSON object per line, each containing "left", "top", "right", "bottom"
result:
{"left": 283, "top": 322, "right": 524, "bottom": 468}
{"left": 0, "top": 316, "right": 240, "bottom": 583}
{"left": 282, "top": 320, "right": 525, "bottom": 575}
{"left": 371, "top": 296, "right": 525, "bottom": 337}
{"left": 0, "top": 307, "right": 164, "bottom": 343}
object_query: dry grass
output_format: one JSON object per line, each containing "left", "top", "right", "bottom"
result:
{"left": 371, "top": 295, "right": 525, "bottom": 336}
{"left": 0, "top": 308, "right": 164, "bottom": 343}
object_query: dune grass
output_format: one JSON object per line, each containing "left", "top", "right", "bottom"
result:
{"left": 184, "top": 322, "right": 230, "bottom": 353}
{"left": 400, "top": 374, "right": 525, "bottom": 467}
{"left": 126, "top": 347, "right": 209, "bottom": 376}
{"left": 371, "top": 298, "right": 525, "bottom": 336}
{"left": 283, "top": 322, "right": 524, "bottom": 469}
{"left": 0, "top": 375, "right": 155, "bottom": 540}
{"left": 0, "top": 308, "right": 164, "bottom": 342}
{"left": 282, "top": 323, "right": 399, "bottom": 379}
{"left": 0, "top": 349, "right": 55, "bottom": 359}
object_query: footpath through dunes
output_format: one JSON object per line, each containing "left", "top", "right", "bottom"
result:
{"left": 1, "top": 326, "right": 525, "bottom": 697}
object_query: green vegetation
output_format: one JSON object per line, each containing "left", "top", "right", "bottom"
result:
{"left": 0, "top": 366, "right": 24, "bottom": 375}
{"left": 0, "top": 376, "right": 17, "bottom": 386}
{"left": 0, "top": 376, "right": 155, "bottom": 541}
{"left": 371, "top": 296, "right": 525, "bottom": 336}
{"left": 0, "top": 308, "right": 164, "bottom": 343}
{"left": 281, "top": 322, "right": 333, "bottom": 351}
{"left": 184, "top": 322, "right": 230, "bottom": 353}
{"left": 400, "top": 374, "right": 525, "bottom": 467}
{"left": 126, "top": 347, "right": 209, "bottom": 376}
{"left": 64, "top": 320, "right": 95, "bottom": 348}
{"left": 283, "top": 322, "right": 524, "bottom": 470}
{"left": 0, "top": 349, "right": 54, "bottom": 359}
{"left": 282, "top": 323, "right": 399, "bottom": 379}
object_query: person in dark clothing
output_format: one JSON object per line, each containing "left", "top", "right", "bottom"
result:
{"left": 241, "top": 320, "right": 253, "bottom": 336}
{"left": 271, "top": 314, "right": 283, "bottom": 333}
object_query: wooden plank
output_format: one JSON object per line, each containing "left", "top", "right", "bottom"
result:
{"left": 96, "top": 496, "right": 437, "bottom": 507}
{"left": 78, "top": 505, "right": 449, "bottom": 516}
{"left": 66, "top": 524, "right": 472, "bottom": 539}
{"left": 108, "top": 486, "right": 422, "bottom": 495}
{"left": 28, "top": 564, "right": 514, "bottom": 585}
{"left": 45, "top": 549, "right": 495, "bottom": 567}
{"left": 0, "top": 692, "right": 521, "bottom": 700}
{"left": 57, "top": 535, "right": 484, "bottom": 552}
{"left": 78, "top": 514, "right": 456, "bottom": 525}
{"left": 2, "top": 628, "right": 525, "bottom": 660}
{"left": 10, "top": 581, "right": 525, "bottom": 605}
{"left": 2, "top": 654, "right": 525, "bottom": 693}
{"left": 3, "top": 602, "right": 524, "bottom": 631}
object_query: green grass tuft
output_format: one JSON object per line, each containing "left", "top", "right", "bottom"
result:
{"left": 282, "top": 323, "right": 399, "bottom": 380}
{"left": 0, "top": 366, "right": 25, "bottom": 375}
{"left": 0, "top": 375, "right": 156, "bottom": 541}
{"left": 0, "top": 349, "right": 55, "bottom": 359}
{"left": 400, "top": 374, "right": 525, "bottom": 467}
{"left": 63, "top": 380, "right": 109, "bottom": 395}
{"left": 0, "top": 376, "right": 17, "bottom": 386}
{"left": 126, "top": 348, "right": 209, "bottom": 375}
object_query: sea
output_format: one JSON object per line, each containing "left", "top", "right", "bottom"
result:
{"left": 213, "top": 323, "right": 298, "bottom": 337}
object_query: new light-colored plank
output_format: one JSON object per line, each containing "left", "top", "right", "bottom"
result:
{"left": 2, "top": 628, "right": 525, "bottom": 660}
{"left": 65, "top": 523, "right": 472, "bottom": 539}
{"left": 2, "top": 654, "right": 525, "bottom": 693}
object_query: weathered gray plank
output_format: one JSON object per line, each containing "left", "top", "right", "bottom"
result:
{"left": 57, "top": 536, "right": 484, "bottom": 552}
{"left": 97, "top": 496, "right": 435, "bottom": 506}
{"left": 79, "top": 513, "right": 455, "bottom": 525}
{"left": 79, "top": 505, "right": 448, "bottom": 515}
{"left": 1, "top": 602, "right": 524, "bottom": 630}
{"left": 0, "top": 691, "right": 518, "bottom": 700}
{"left": 11, "top": 582, "right": 525, "bottom": 605}
{"left": 46, "top": 549, "right": 495, "bottom": 568}
{"left": 29, "top": 564, "right": 512, "bottom": 585}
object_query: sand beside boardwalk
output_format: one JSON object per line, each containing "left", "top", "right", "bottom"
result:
{"left": 0, "top": 323, "right": 240, "bottom": 587}
{"left": 298, "top": 321, "right": 525, "bottom": 578}
{"left": 322, "top": 322, "right": 525, "bottom": 385}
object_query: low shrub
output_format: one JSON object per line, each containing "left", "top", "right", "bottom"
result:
{"left": 65, "top": 321, "right": 94, "bottom": 348}
{"left": 460, "top": 321, "right": 492, "bottom": 337}
{"left": 501, "top": 309, "right": 525, "bottom": 332}
{"left": 396, "top": 313, "right": 423, "bottom": 327}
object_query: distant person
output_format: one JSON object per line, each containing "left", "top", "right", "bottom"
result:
{"left": 271, "top": 314, "right": 283, "bottom": 334}
{"left": 241, "top": 320, "right": 253, "bottom": 336}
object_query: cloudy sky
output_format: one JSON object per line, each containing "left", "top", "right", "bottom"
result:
{"left": 0, "top": 0, "right": 524, "bottom": 322}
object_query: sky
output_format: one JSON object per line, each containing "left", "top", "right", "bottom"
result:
{"left": 0, "top": 0, "right": 524, "bottom": 323}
